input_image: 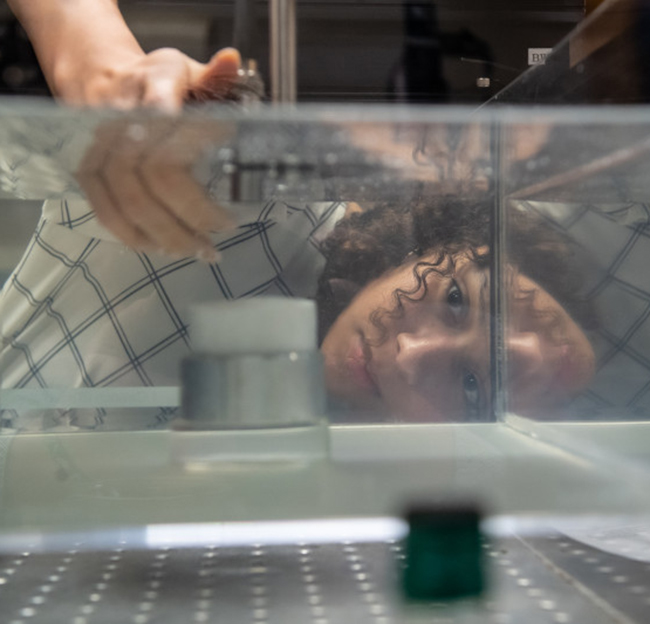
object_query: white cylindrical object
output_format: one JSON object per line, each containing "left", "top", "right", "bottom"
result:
{"left": 190, "top": 298, "right": 317, "bottom": 354}
{"left": 179, "top": 297, "right": 326, "bottom": 462}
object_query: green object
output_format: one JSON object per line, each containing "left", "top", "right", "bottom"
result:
{"left": 402, "top": 505, "right": 484, "bottom": 601}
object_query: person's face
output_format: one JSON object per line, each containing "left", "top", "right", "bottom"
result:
{"left": 321, "top": 251, "right": 595, "bottom": 421}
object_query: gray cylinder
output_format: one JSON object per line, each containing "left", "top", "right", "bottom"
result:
{"left": 177, "top": 298, "right": 325, "bottom": 432}
{"left": 180, "top": 351, "right": 324, "bottom": 429}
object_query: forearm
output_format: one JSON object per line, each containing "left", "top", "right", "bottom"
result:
{"left": 7, "top": 0, "right": 144, "bottom": 99}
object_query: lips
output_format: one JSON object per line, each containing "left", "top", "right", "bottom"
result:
{"left": 346, "top": 333, "right": 379, "bottom": 395}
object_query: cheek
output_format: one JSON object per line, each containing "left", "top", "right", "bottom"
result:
{"left": 330, "top": 280, "right": 403, "bottom": 346}
{"left": 540, "top": 296, "right": 595, "bottom": 384}
{"left": 512, "top": 276, "right": 596, "bottom": 395}
{"left": 375, "top": 368, "right": 452, "bottom": 422}
{"left": 511, "top": 276, "right": 575, "bottom": 338}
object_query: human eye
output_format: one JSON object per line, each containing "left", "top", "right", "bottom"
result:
{"left": 446, "top": 279, "right": 467, "bottom": 321}
{"left": 462, "top": 371, "right": 483, "bottom": 420}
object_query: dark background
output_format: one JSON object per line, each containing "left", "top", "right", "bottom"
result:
{"left": 0, "top": 0, "right": 585, "bottom": 103}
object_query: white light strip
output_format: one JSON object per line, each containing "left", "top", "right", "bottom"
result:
{"left": 146, "top": 518, "right": 408, "bottom": 548}
{"left": 2, "top": 514, "right": 643, "bottom": 554}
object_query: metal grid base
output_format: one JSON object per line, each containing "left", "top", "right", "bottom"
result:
{"left": 0, "top": 534, "right": 648, "bottom": 624}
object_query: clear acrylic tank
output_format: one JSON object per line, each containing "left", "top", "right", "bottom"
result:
{"left": 1, "top": 100, "right": 650, "bottom": 622}
{"left": 4, "top": 0, "right": 650, "bottom": 618}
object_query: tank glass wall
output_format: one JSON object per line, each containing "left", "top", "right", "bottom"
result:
{"left": 1, "top": 104, "right": 650, "bottom": 430}
{"left": 502, "top": 114, "right": 650, "bottom": 422}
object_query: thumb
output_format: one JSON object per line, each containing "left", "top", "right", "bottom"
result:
{"left": 186, "top": 48, "right": 242, "bottom": 103}
{"left": 206, "top": 47, "right": 242, "bottom": 77}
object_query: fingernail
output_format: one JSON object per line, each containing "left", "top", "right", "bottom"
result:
{"left": 196, "top": 247, "right": 219, "bottom": 264}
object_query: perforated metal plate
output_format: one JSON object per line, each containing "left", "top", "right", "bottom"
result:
{"left": 0, "top": 534, "right": 648, "bottom": 624}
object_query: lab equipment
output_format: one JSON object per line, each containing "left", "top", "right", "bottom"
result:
{"left": 0, "top": 101, "right": 649, "bottom": 624}
{"left": 3, "top": 0, "right": 650, "bottom": 609}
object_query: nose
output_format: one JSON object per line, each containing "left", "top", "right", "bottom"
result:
{"left": 506, "top": 331, "right": 545, "bottom": 386}
{"left": 395, "top": 331, "right": 460, "bottom": 386}
{"left": 396, "top": 329, "right": 547, "bottom": 389}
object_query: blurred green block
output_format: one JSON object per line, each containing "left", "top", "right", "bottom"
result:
{"left": 402, "top": 505, "right": 484, "bottom": 601}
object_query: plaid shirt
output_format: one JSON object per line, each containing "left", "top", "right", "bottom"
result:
{"left": 0, "top": 197, "right": 345, "bottom": 429}
{"left": 515, "top": 200, "right": 650, "bottom": 420}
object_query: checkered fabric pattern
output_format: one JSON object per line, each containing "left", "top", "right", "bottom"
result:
{"left": 0, "top": 197, "right": 345, "bottom": 430}
{"left": 514, "top": 200, "right": 650, "bottom": 420}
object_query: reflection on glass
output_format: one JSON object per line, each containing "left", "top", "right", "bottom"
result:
{"left": 504, "top": 203, "right": 596, "bottom": 419}
{"left": 505, "top": 121, "right": 650, "bottom": 421}
{"left": 0, "top": 111, "right": 497, "bottom": 429}
{"left": 2, "top": 108, "right": 650, "bottom": 429}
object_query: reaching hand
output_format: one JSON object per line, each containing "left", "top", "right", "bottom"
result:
{"left": 59, "top": 47, "right": 242, "bottom": 113}
{"left": 76, "top": 112, "right": 238, "bottom": 262}
{"left": 8, "top": 1, "right": 247, "bottom": 259}
{"left": 74, "top": 48, "right": 245, "bottom": 260}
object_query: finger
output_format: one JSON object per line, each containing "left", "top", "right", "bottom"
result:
{"left": 77, "top": 120, "right": 125, "bottom": 176}
{"left": 83, "top": 87, "right": 143, "bottom": 110}
{"left": 186, "top": 47, "right": 242, "bottom": 102}
{"left": 106, "top": 158, "right": 217, "bottom": 258}
{"left": 205, "top": 47, "right": 242, "bottom": 77}
{"left": 86, "top": 72, "right": 147, "bottom": 110}
{"left": 142, "top": 77, "right": 185, "bottom": 114}
{"left": 117, "top": 48, "right": 187, "bottom": 112}
{"left": 77, "top": 169, "right": 155, "bottom": 250}
{"left": 139, "top": 119, "right": 236, "bottom": 233}
{"left": 103, "top": 123, "right": 218, "bottom": 258}
{"left": 77, "top": 120, "right": 157, "bottom": 249}
{"left": 141, "top": 57, "right": 190, "bottom": 113}
{"left": 140, "top": 159, "right": 234, "bottom": 232}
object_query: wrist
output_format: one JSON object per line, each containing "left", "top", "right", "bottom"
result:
{"left": 9, "top": 0, "right": 144, "bottom": 101}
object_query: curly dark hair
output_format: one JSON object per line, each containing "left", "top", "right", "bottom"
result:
{"left": 315, "top": 195, "right": 598, "bottom": 343}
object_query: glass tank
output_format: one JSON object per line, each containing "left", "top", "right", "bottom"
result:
{"left": 0, "top": 102, "right": 650, "bottom": 538}
{"left": 501, "top": 115, "right": 650, "bottom": 423}
{"left": 1, "top": 103, "right": 649, "bottom": 423}
{"left": 2, "top": 1, "right": 650, "bottom": 621}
